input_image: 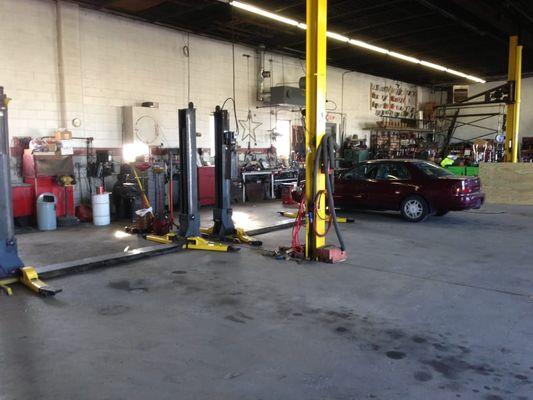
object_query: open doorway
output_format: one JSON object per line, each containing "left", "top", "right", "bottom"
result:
{"left": 275, "top": 120, "right": 291, "bottom": 159}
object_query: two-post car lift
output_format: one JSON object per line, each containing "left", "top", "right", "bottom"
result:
{"left": 0, "top": 87, "right": 60, "bottom": 296}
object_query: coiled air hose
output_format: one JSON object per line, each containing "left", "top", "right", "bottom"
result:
{"left": 311, "top": 132, "right": 346, "bottom": 252}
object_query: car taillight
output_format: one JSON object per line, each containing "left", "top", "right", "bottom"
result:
{"left": 451, "top": 182, "right": 461, "bottom": 194}
{"left": 452, "top": 181, "right": 471, "bottom": 194}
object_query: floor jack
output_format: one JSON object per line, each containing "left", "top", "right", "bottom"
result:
{"left": 145, "top": 103, "right": 237, "bottom": 252}
{"left": 0, "top": 87, "right": 60, "bottom": 296}
{"left": 199, "top": 106, "right": 262, "bottom": 247}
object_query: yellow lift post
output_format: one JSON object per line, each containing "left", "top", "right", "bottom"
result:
{"left": 305, "top": 0, "right": 328, "bottom": 260}
{"left": 278, "top": 210, "right": 354, "bottom": 224}
{"left": 505, "top": 35, "right": 523, "bottom": 163}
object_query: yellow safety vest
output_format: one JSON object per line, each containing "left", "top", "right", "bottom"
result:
{"left": 440, "top": 157, "right": 454, "bottom": 167}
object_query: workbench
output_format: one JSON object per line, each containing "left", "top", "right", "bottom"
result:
{"left": 241, "top": 169, "right": 300, "bottom": 202}
{"left": 242, "top": 170, "right": 274, "bottom": 202}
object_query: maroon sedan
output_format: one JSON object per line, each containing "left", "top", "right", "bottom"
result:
{"left": 333, "top": 160, "right": 485, "bottom": 222}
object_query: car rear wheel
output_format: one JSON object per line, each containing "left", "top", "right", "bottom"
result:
{"left": 401, "top": 195, "right": 429, "bottom": 222}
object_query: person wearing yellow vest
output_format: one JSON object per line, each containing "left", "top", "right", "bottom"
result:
{"left": 440, "top": 154, "right": 457, "bottom": 168}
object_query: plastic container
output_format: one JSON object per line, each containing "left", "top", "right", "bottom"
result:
{"left": 36, "top": 193, "right": 57, "bottom": 231}
{"left": 91, "top": 193, "right": 110, "bottom": 226}
{"left": 446, "top": 166, "right": 466, "bottom": 176}
{"left": 465, "top": 166, "right": 479, "bottom": 176}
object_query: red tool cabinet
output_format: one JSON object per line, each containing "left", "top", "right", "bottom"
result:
{"left": 21, "top": 153, "right": 75, "bottom": 217}
{"left": 12, "top": 183, "right": 34, "bottom": 218}
{"left": 198, "top": 166, "right": 215, "bottom": 206}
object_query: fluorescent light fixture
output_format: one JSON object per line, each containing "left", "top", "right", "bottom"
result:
{"left": 465, "top": 75, "right": 486, "bottom": 84}
{"left": 231, "top": 1, "right": 300, "bottom": 27}
{"left": 389, "top": 51, "right": 420, "bottom": 64}
{"left": 420, "top": 60, "right": 447, "bottom": 71}
{"left": 349, "top": 39, "right": 389, "bottom": 54}
{"left": 445, "top": 69, "right": 469, "bottom": 78}
{"left": 229, "top": 1, "right": 486, "bottom": 83}
{"left": 327, "top": 31, "right": 350, "bottom": 43}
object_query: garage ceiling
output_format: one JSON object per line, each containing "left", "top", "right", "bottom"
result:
{"left": 69, "top": 0, "right": 533, "bottom": 86}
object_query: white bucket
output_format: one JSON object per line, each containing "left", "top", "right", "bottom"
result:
{"left": 91, "top": 193, "right": 110, "bottom": 226}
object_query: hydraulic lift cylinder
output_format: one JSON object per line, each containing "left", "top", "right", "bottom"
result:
{"left": 212, "top": 106, "right": 236, "bottom": 237}
{"left": 178, "top": 102, "right": 201, "bottom": 238}
{"left": 0, "top": 86, "right": 24, "bottom": 279}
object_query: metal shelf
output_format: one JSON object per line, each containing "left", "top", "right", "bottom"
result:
{"left": 363, "top": 126, "right": 435, "bottom": 133}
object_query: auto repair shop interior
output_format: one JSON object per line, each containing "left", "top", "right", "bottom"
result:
{"left": 1, "top": 0, "right": 533, "bottom": 399}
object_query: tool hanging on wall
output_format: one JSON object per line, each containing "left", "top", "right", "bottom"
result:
{"left": 200, "top": 106, "right": 262, "bottom": 246}
{"left": 0, "top": 87, "right": 61, "bottom": 296}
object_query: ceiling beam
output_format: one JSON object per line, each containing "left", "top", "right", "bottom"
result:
{"left": 445, "top": 0, "right": 533, "bottom": 46}
{"left": 413, "top": 0, "right": 509, "bottom": 44}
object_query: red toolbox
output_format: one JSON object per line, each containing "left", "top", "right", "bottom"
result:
{"left": 22, "top": 153, "right": 75, "bottom": 217}
{"left": 12, "top": 183, "right": 34, "bottom": 218}
{"left": 198, "top": 166, "right": 215, "bottom": 206}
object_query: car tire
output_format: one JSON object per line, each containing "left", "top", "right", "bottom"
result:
{"left": 400, "top": 195, "right": 429, "bottom": 222}
{"left": 435, "top": 211, "right": 449, "bottom": 217}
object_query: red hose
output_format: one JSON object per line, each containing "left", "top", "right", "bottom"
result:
{"left": 291, "top": 195, "right": 307, "bottom": 256}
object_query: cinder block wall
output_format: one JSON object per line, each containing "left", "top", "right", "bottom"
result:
{"left": 1, "top": 0, "right": 429, "bottom": 153}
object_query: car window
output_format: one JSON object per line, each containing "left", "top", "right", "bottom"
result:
{"left": 415, "top": 162, "right": 453, "bottom": 178}
{"left": 343, "top": 163, "right": 378, "bottom": 180}
{"left": 376, "top": 163, "right": 411, "bottom": 180}
{"left": 356, "top": 163, "right": 378, "bottom": 179}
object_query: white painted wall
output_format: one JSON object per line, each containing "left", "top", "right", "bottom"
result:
{"left": 1, "top": 0, "right": 429, "bottom": 154}
{"left": 0, "top": 0, "right": 60, "bottom": 137}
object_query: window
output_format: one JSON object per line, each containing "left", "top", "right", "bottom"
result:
{"left": 276, "top": 120, "right": 291, "bottom": 158}
{"left": 343, "top": 163, "right": 378, "bottom": 180}
{"left": 415, "top": 162, "right": 453, "bottom": 178}
{"left": 376, "top": 163, "right": 411, "bottom": 180}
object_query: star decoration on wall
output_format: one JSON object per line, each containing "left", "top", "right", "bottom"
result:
{"left": 239, "top": 110, "right": 262, "bottom": 145}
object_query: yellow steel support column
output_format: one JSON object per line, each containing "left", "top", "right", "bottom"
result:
{"left": 305, "top": 0, "right": 327, "bottom": 259}
{"left": 505, "top": 35, "right": 522, "bottom": 163}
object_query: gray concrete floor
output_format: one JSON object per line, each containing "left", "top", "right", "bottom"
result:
{"left": 1, "top": 204, "right": 533, "bottom": 400}
{"left": 15, "top": 200, "right": 295, "bottom": 266}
